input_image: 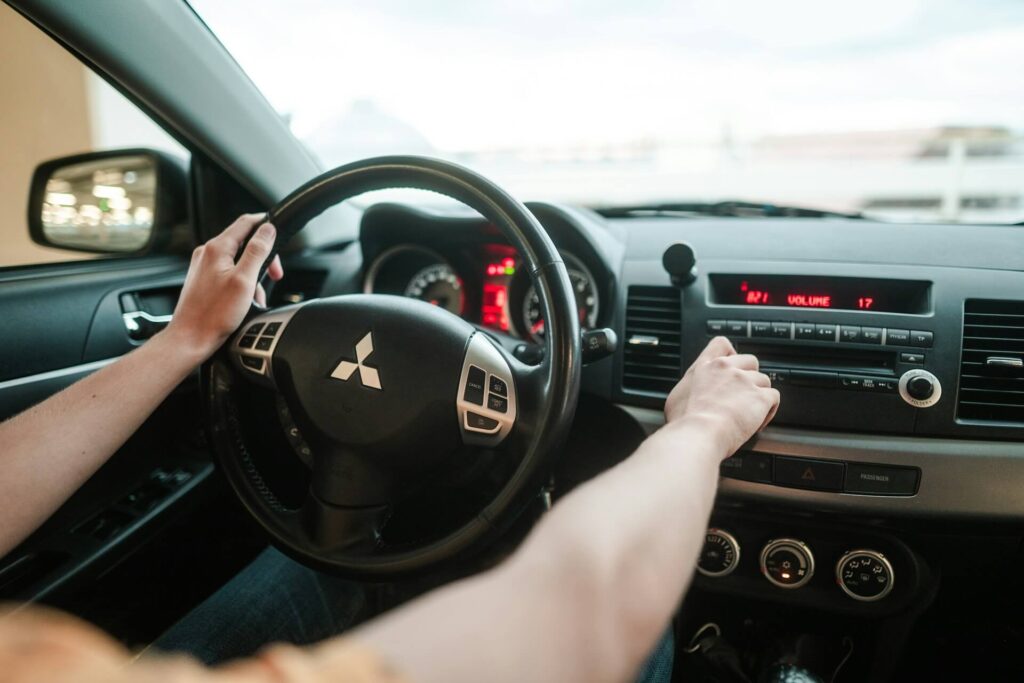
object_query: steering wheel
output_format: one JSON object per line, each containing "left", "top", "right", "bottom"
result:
{"left": 202, "top": 156, "right": 581, "bottom": 578}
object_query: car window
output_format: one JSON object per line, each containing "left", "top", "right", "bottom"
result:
{"left": 190, "top": 0, "right": 1024, "bottom": 225}
{"left": 0, "top": 3, "right": 188, "bottom": 269}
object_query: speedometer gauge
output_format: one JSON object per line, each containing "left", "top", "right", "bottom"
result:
{"left": 521, "top": 256, "right": 599, "bottom": 343}
{"left": 404, "top": 264, "right": 465, "bottom": 315}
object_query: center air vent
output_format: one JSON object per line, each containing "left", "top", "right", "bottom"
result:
{"left": 622, "top": 286, "right": 682, "bottom": 394}
{"left": 957, "top": 299, "right": 1024, "bottom": 423}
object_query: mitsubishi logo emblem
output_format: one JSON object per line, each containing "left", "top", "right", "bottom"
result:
{"left": 330, "top": 332, "right": 382, "bottom": 390}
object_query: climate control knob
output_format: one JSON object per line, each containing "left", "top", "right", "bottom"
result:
{"left": 898, "top": 369, "right": 941, "bottom": 408}
{"left": 836, "top": 549, "right": 894, "bottom": 602}
{"left": 760, "top": 538, "right": 814, "bottom": 589}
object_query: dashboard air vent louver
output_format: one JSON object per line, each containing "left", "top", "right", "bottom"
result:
{"left": 622, "top": 285, "right": 682, "bottom": 395}
{"left": 957, "top": 299, "right": 1024, "bottom": 423}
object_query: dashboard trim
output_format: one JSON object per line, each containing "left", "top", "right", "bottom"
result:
{"left": 621, "top": 405, "right": 1024, "bottom": 520}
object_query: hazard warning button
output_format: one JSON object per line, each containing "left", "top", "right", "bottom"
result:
{"left": 773, "top": 456, "right": 845, "bottom": 491}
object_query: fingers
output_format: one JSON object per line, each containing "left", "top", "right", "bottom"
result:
{"left": 210, "top": 213, "right": 266, "bottom": 254}
{"left": 695, "top": 336, "right": 736, "bottom": 364}
{"left": 759, "top": 387, "right": 781, "bottom": 431}
{"left": 254, "top": 283, "right": 267, "bottom": 307}
{"left": 236, "top": 223, "right": 277, "bottom": 283}
{"left": 723, "top": 353, "right": 759, "bottom": 371}
{"left": 267, "top": 255, "right": 284, "bottom": 282}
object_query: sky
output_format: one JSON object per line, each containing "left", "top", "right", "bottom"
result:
{"left": 190, "top": 0, "right": 1024, "bottom": 154}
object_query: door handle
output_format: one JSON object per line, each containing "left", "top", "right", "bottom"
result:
{"left": 122, "top": 311, "right": 173, "bottom": 341}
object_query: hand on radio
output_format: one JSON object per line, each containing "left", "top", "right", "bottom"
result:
{"left": 664, "top": 336, "right": 780, "bottom": 457}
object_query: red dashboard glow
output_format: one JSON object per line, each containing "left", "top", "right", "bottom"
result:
{"left": 482, "top": 283, "right": 510, "bottom": 331}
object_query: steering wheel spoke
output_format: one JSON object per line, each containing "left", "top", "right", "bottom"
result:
{"left": 230, "top": 304, "right": 305, "bottom": 386}
{"left": 301, "top": 493, "right": 389, "bottom": 553}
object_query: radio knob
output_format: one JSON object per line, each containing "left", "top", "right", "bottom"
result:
{"left": 907, "top": 376, "right": 934, "bottom": 401}
{"left": 898, "top": 369, "right": 941, "bottom": 408}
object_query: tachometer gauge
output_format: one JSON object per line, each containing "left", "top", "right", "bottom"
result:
{"left": 404, "top": 263, "right": 465, "bottom": 315}
{"left": 522, "top": 256, "right": 599, "bottom": 343}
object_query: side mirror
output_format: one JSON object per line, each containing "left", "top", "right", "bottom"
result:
{"left": 28, "top": 148, "right": 187, "bottom": 255}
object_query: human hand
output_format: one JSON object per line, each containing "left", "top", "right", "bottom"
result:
{"left": 165, "top": 214, "right": 285, "bottom": 359}
{"left": 664, "top": 336, "right": 780, "bottom": 458}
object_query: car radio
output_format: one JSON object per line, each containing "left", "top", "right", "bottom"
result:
{"left": 699, "top": 274, "right": 942, "bottom": 435}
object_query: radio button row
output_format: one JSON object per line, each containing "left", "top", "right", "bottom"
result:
{"left": 794, "top": 323, "right": 816, "bottom": 340}
{"left": 839, "top": 325, "right": 861, "bottom": 342}
{"left": 839, "top": 375, "right": 898, "bottom": 393}
{"left": 707, "top": 319, "right": 727, "bottom": 334}
{"left": 771, "top": 322, "right": 792, "bottom": 339}
{"left": 910, "top": 330, "right": 934, "bottom": 348}
{"left": 884, "top": 328, "right": 910, "bottom": 345}
{"left": 860, "top": 327, "right": 883, "bottom": 344}
{"left": 815, "top": 324, "right": 837, "bottom": 342}
{"left": 752, "top": 321, "right": 773, "bottom": 338}
{"left": 726, "top": 320, "right": 747, "bottom": 335}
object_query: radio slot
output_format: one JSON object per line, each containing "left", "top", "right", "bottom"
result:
{"left": 736, "top": 342, "right": 895, "bottom": 376}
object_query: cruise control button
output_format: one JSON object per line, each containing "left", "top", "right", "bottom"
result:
{"left": 489, "top": 375, "right": 508, "bottom": 397}
{"left": 774, "top": 456, "right": 845, "bottom": 491}
{"left": 885, "top": 328, "right": 910, "bottom": 345}
{"left": 844, "top": 463, "right": 920, "bottom": 495}
{"left": 239, "top": 335, "right": 258, "bottom": 349}
{"left": 910, "top": 330, "right": 934, "bottom": 348}
{"left": 860, "top": 327, "right": 883, "bottom": 344}
{"left": 771, "top": 322, "right": 792, "bottom": 339}
{"left": 255, "top": 336, "right": 274, "bottom": 351}
{"left": 726, "top": 320, "right": 748, "bottom": 336}
{"left": 751, "top": 321, "right": 772, "bottom": 338}
{"left": 244, "top": 323, "right": 265, "bottom": 336}
{"left": 487, "top": 394, "right": 508, "bottom": 413}
{"left": 464, "top": 365, "right": 486, "bottom": 405}
{"left": 840, "top": 325, "right": 862, "bottom": 343}
{"left": 815, "top": 324, "right": 837, "bottom": 342}
{"left": 707, "top": 320, "right": 727, "bottom": 334}
{"left": 720, "top": 451, "right": 773, "bottom": 483}
{"left": 794, "top": 323, "right": 816, "bottom": 340}
{"left": 263, "top": 322, "right": 282, "bottom": 336}
{"left": 240, "top": 355, "right": 264, "bottom": 372}
{"left": 465, "top": 412, "right": 500, "bottom": 431}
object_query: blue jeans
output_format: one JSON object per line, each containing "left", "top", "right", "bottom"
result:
{"left": 156, "top": 547, "right": 673, "bottom": 681}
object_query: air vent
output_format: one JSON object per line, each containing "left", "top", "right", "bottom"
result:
{"left": 622, "top": 286, "right": 682, "bottom": 394}
{"left": 957, "top": 299, "right": 1024, "bottom": 423}
{"left": 270, "top": 269, "right": 327, "bottom": 306}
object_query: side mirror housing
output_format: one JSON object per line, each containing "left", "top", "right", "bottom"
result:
{"left": 27, "top": 148, "right": 187, "bottom": 255}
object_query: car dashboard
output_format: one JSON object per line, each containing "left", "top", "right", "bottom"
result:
{"left": 314, "top": 199, "right": 1024, "bottom": 622}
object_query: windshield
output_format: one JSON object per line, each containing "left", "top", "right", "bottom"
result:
{"left": 190, "top": 0, "right": 1024, "bottom": 224}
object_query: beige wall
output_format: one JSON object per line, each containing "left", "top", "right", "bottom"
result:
{"left": 0, "top": 4, "right": 96, "bottom": 267}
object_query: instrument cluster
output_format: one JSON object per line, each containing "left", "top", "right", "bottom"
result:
{"left": 363, "top": 242, "right": 600, "bottom": 342}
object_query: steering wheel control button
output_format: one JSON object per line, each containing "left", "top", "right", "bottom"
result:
{"left": 836, "top": 550, "right": 894, "bottom": 602}
{"left": 844, "top": 463, "right": 920, "bottom": 496}
{"left": 239, "top": 335, "right": 258, "bottom": 349}
{"left": 465, "top": 412, "right": 500, "bottom": 432}
{"left": 245, "top": 322, "right": 265, "bottom": 336}
{"left": 719, "top": 451, "right": 772, "bottom": 483}
{"left": 457, "top": 334, "right": 518, "bottom": 446}
{"left": 898, "top": 368, "right": 941, "bottom": 408}
{"left": 909, "top": 330, "right": 934, "bottom": 348}
{"left": 255, "top": 337, "right": 274, "bottom": 351}
{"left": 241, "top": 356, "right": 265, "bottom": 372}
{"left": 463, "top": 365, "right": 486, "bottom": 405}
{"left": 263, "top": 322, "right": 281, "bottom": 336}
{"left": 489, "top": 375, "right": 508, "bottom": 397}
{"left": 761, "top": 539, "right": 814, "bottom": 589}
{"left": 698, "top": 529, "right": 741, "bottom": 578}
{"left": 860, "top": 326, "right": 883, "bottom": 344}
{"left": 773, "top": 457, "right": 845, "bottom": 491}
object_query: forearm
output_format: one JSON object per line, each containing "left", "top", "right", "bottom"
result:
{"left": 352, "top": 420, "right": 725, "bottom": 683}
{"left": 0, "top": 328, "right": 205, "bottom": 557}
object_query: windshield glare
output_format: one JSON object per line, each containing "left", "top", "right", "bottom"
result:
{"left": 190, "top": 0, "right": 1024, "bottom": 224}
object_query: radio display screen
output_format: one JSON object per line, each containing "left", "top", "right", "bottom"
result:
{"left": 709, "top": 275, "right": 931, "bottom": 314}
